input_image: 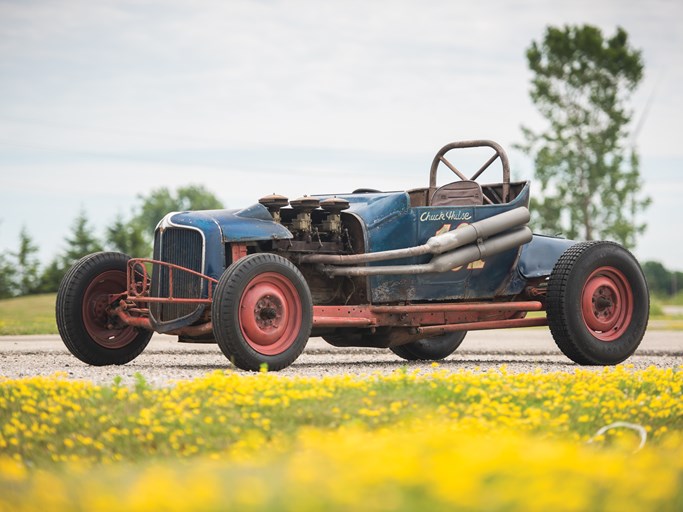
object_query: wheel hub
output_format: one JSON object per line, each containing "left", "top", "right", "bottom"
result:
{"left": 258, "top": 304, "right": 279, "bottom": 321}
{"left": 595, "top": 295, "right": 613, "bottom": 310}
{"left": 238, "top": 272, "right": 302, "bottom": 355}
{"left": 581, "top": 267, "right": 634, "bottom": 342}
{"left": 82, "top": 270, "right": 137, "bottom": 348}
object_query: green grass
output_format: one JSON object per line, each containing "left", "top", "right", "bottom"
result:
{"left": 0, "top": 294, "right": 58, "bottom": 335}
{"left": 662, "top": 291, "right": 683, "bottom": 306}
{"left": 654, "top": 292, "right": 683, "bottom": 308}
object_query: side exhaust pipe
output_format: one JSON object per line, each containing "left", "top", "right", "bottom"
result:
{"left": 321, "top": 226, "right": 532, "bottom": 277}
{"left": 301, "top": 206, "right": 530, "bottom": 265}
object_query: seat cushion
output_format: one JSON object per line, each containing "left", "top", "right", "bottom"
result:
{"left": 431, "top": 181, "right": 483, "bottom": 206}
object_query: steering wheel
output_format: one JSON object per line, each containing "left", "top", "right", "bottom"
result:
{"left": 352, "top": 188, "right": 382, "bottom": 194}
{"left": 428, "top": 140, "right": 511, "bottom": 204}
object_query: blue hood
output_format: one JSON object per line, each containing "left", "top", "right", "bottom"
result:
{"left": 163, "top": 203, "right": 293, "bottom": 243}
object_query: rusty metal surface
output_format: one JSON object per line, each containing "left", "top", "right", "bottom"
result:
{"left": 273, "top": 239, "right": 345, "bottom": 254}
{"left": 114, "top": 306, "right": 213, "bottom": 337}
{"left": 113, "top": 307, "right": 153, "bottom": 330}
{"left": 370, "top": 301, "right": 544, "bottom": 313}
{"left": 127, "top": 258, "right": 217, "bottom": 304}
{"left": 417, "top": 317, "right": 548, "bottom": 334}
{"left": 313, "top": 317, "right": 375, "bottom": 327}
{"left": 312, "top": 302, "right": 545, "bottom": 330}
{"left": 169, "top": 321, "right": 214, "bottom": 337}
{"left": 230, "top": 243, "right": 248, "bottom": 264}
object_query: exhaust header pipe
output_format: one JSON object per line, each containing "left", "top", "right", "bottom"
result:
{"left": 301, "top": 206, "right": 530, "bottom": 265}
{"left": 321, "top": 225, "right": 533, "bottom": 277}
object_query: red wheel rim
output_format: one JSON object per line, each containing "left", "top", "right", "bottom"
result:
{"left": 581, "top": 266, "right": 634, "bottom": 342}
{"left": 238, "top": 272, "right": 302, "bottom": 355}
{"left": 82, "top": 270, "right": 138, "bottom": 349}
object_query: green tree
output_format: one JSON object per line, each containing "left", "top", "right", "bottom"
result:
{"left": 64, "top": 210, "right": 103, "bottom": 264}
{"left": 518, "top": 25, "right": 649, "bottom": 248}
{"left": 103, "top": 185, "right": 223, "bottom": 259}
{"left": 134, "top": 185, "right": 224, "bottom": 233}
{"left": 13, "top": 227, "right": 41, "bottom": 295}
{"left": 642, "top": 261, "right": 683, "bottom": 297}
{"left": 0, "top": 252, "right": 14, "bottom": 299}
{"left": 37, "top": 210, "right": 104, "bottom": 293}
{"left": 106, "top": 214, "right": 150, "bottom": 257}
{"left": 0, "top": 221, "right": 17, "bottom": 297}
{"left": 35, "top": 258, "right": 65, "bottom": 294}
{"left": 33, "top": 186, "right": 223, "bottom": 293}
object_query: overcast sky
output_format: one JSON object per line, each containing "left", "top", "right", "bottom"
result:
{"left": 1, "top": 0, "right": 682, "bottom": 269}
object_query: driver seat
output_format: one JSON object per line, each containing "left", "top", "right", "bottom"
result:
{"left": 430, "top": 180, "right": 483, "bottom": 206}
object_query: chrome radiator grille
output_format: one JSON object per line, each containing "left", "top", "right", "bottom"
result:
{"left": 150, "top": 227, "right": 204, "bottom": 324}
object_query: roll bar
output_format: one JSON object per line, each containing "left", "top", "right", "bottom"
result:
{"left": 428, "top": 139, "right": 511, "bottom": 204}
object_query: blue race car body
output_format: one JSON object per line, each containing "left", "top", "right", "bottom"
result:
{"left": 56, "top": 140, "right": 649, "bottom": 371}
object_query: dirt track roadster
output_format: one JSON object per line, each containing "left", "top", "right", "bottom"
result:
{"left": 56, "top": 140, "right": 649, "bottom": 371}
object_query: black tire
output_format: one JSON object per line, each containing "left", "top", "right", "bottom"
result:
{"left": 211, "top": 254, "right": 313, "bottom": 371}
{"left": 390, "top": 331, "right": 467, "bottom": 361}
{"left": 546, "top": 241, "right": 649, "bottom": 365}
{"left": 56, "top": 252, "right": 153, "bottom": 365}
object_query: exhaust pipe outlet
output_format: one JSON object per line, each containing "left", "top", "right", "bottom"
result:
{"left": 302, "top": 206, "right": 530, "bottom": 265}
{"left": 322, "top": 225, "right": 532, "bottom": 277}
{"left": 425, "top": 206, "right": 529, "bottom": 255}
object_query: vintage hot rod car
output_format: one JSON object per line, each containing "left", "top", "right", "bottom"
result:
{"left": 56, "top": 140, "right": 649, "bottom": 371}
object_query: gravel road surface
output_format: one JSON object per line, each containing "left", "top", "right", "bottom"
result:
{"left": 1, "top": 330, "right": 680, "bottom": 386}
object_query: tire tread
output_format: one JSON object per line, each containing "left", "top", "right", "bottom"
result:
{"left": 212, "top": 253, "right": 312, "bottom": 371}
{"left": 547, "top": 241, "right": 648, "bottom": 365}
{"left": 56, "top": 252, "right": 152, "bottom": 365}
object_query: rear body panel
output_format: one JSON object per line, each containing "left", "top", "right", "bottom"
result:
{"left": 321, "top": 184, "right": 533, "bottom": 303}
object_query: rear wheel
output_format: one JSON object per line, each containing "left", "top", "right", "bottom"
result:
{"left": 56, "top": 252, "right": 153, "bottom": 365}
{"left": 546, "top": 241, "right": 649, "bottom": 365}
{"left": 390, "top": 331, "right": 467, "bottom": 361}
{"left": 211, "top": 254, "right": 312, "bottom": 371}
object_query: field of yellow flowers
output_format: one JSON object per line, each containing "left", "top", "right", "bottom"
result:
{"left": 1, "top": 365, "right": 682, "bottom": 511}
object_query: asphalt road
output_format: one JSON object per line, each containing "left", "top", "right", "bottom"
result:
{"left": 1, "top": 329, "right": 680, "bottom": 386}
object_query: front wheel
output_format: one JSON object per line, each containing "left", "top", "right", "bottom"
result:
{"left": 211, "top": 254, "right": 313, "bottom": 371}
{"left": 390, "top": 331, "right": 467, "bottom": 361}
{"left": 56, "top": 252, "right": 153, "bottom": 365}
{"left": 546, "top": 241, "right": 649, "bottom": 365}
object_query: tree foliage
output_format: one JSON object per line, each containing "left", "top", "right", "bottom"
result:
{"left": 642, "top": 261, "right": 683, "bottom": 297}
{"left": 34, "top": 211, "right": 104, "bottom": 294}
{"left": 64, "top": 210, "right": 104, "bottom": 264}
{"left": 0, "top": 227, "right": 41, "bottom": 298}
{"left": 13, "top": 227, "right": 41, "bottom": 295}
{"left": 106, "top": 214, "right": 149, "bottom": 258}
{"left": 35, "top": 258, "right": 66, "bottom": 295}
{"left": 518, "top": 25, "right": 649, "bottom": 248}
{"left": 134, "top": 185, "right": 224, "bottom": 234}
{"left": 18, "top": 185, "right": 225, "bottom": 295}
{"left": 106, "top": 184, "right": 225, "bottom": 258}
{"left": 0, "top": 252, "right": 14, "bottom": 299}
